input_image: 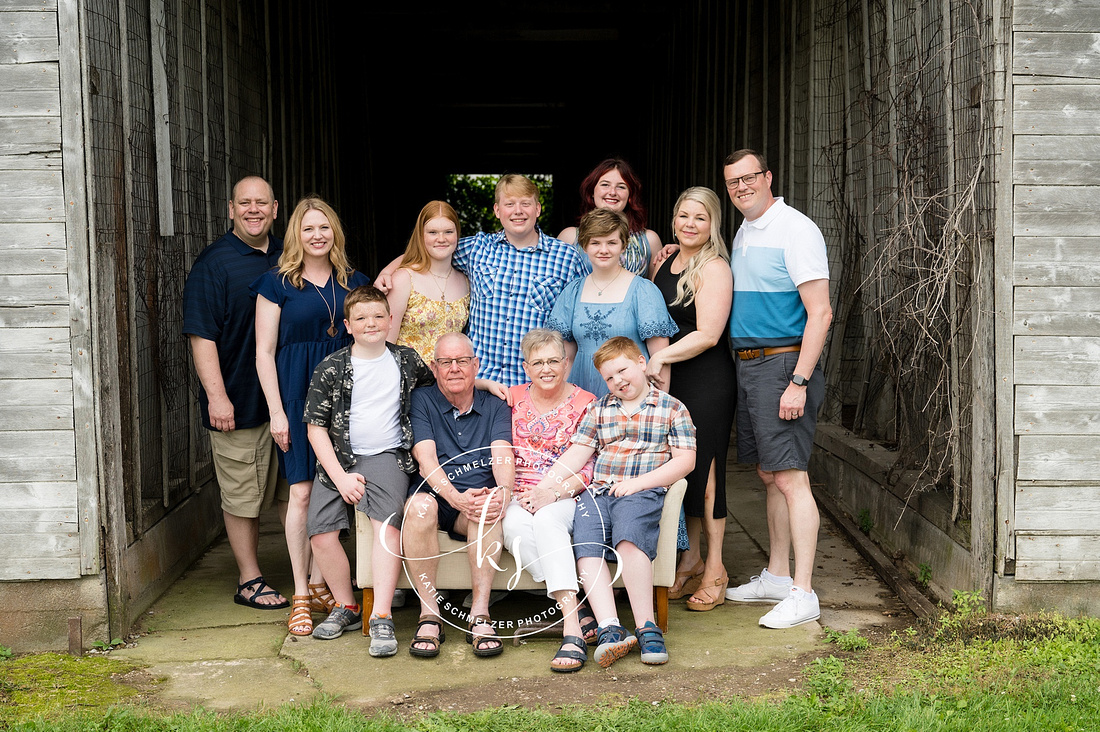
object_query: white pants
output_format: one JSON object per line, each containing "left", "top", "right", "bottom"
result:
{"left": 502, "top": 497, "right": 579, "bottom": 597}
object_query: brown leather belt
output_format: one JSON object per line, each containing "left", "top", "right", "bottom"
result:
{"left": 736, "top": 345, "right": 801, "bottom": 361}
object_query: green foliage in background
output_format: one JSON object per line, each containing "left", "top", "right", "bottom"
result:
{"left": 444, "top": 173, "right": 554, "bottom": 237}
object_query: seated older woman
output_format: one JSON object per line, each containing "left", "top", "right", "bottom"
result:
{"left": 502, "top": 329, "right": 598, "bottom": 673}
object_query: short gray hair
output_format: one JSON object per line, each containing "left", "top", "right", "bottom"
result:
{"left": 521, "top": 328, "right": 566, "bottom": 361}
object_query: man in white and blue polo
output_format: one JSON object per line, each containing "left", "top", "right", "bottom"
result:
{"left": 722, "top": 149, "right": 833, "bottom": 629}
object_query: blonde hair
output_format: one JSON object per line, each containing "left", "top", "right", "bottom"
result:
{"left": 278, "top": 195, "right": 353, "bottom": 290}
{"left": 495, "top": 174, "right": 540, "bottom": 202}
{"left": 399, "top": 200, "right": 461, "bottom": 272}
{"left": 670, "top": 187, "right": 729, "bottom": 307}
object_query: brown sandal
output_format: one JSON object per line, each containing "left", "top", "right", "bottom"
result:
{"left": 409, "top": 615, "right": 446, "bottom": 658}
{"left": 668, "top": 560, "right": 705, "bottom": 600}
{"left": 288, "top": 595, "right": 313, "bottom": 636}
{"left": 466, "top": 615, "right": 503, "bottom": 657}
{"left": 686, "top": 575, "right": 729, "bottom": 612}
{"left": 308, "top": 582, "right": 336, "bottom": 615}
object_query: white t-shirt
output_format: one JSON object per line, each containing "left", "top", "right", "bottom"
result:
{"left": 349, "top": 350, "right": 402, "bottom": 456}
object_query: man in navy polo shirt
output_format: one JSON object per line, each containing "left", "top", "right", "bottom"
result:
{"left": 182, "top": 176, "right": 289, "bottom": 609}
{"left": 402, "top": 333, "right": 514, "bottom": 658}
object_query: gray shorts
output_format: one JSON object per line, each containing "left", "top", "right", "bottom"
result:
{"left": 307, "top": 451, "right": 409, "bottom": 537}
{"left": 735, "top": 351, "right": 824, "bottom": 472}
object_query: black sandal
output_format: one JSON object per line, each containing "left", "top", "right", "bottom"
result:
{"left": 232, "top": 576, "right": 289, "bottom": 610}
{"left": 550, "top": 634, "right": 588, "bottom": 673}
{"left": 466, "top": 615, "right": 504, "bottom": 657}
{"left": 409, "top": 615, "right": 446, "bottom": 658}
{"left": 577, "top": 600, "right": 598, "bottom": 643}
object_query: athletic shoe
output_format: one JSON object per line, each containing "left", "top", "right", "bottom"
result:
{"left": 312, "top": 604, "right": 363, "bottom": 640}
{"left": 368, "top": 615, "right": 399, "bottom": 657}
{"left": 758, "top": 587, "right": 821, "bottom": 629}
{"left": 593, "top": 624, "right": 637, "bottom": 668}
{"left": 725, "top": 568, "right": 793, "bottom": 603}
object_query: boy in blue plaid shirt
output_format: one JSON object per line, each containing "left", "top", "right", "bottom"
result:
{"left": 534, "top": 336, "right": 695, "bottom": 669}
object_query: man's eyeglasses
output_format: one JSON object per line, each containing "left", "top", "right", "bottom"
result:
{"left": 434, "top": 356, "right": 475, "bottom": 368}
{"left": 526, "top": 358, "right": 563, "bottom": 369}
{"left": 725, "top": 170, "right": 766, "bottom": 189}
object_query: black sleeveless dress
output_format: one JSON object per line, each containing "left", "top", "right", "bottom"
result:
{"left": 653, "top": 259, "right": 736, "bottom": 519}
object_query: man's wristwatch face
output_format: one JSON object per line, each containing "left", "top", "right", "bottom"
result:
{"left": 791, "top": 374, "right": 809, "bottom": 387}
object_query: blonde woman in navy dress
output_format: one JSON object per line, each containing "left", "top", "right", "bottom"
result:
{"left": 253, "top": 196, "right": 370, "bottom": 636}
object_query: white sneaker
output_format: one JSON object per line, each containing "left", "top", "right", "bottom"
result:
{"left": 725, "top": 568, "right": 793, "bottom": 603}
{"left": 391, "top": 588, "right": 406, "bottom": 608}
{"left": 758, "top": 587, "right": 821, "bottom": 629}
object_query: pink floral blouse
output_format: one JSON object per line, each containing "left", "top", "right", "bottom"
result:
{"left": 509, "top": 383, "right": 596, "bottom": 496}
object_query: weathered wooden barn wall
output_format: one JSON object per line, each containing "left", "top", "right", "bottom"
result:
{"left": 646, "top": 0, "right": 999, "bottom": 604}
{"left": 0, "top": 0, "right": 109, "bottom": 650}
{"left": 994, "top": 0, "right": 1100, "bottom": 612}
{"left": 0, "top": 0, "right": 347, "bottom": 651}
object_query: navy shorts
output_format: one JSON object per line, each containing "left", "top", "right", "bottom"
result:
{"left": 572, "top": 488, "right": 666, "bottom": 561}
{"left": 735, "top": 351, "right": 824, "bottom": 472}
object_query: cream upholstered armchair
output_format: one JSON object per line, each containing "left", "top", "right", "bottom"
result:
{"left": 355, "top": 479, "right": 687, "bottom": 633}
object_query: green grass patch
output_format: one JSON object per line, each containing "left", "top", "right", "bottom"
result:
{"left": 4, "top": 610, "right": 1099, "bottom": 731}
{"left": 0, "top": 652, "right": 145, "bottom": 726}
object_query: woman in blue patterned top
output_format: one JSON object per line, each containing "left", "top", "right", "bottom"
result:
{"left": 546, "top": 208, "right": 678, "bottom": 397}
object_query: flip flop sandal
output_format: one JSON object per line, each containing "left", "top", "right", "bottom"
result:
{"left": 466, "top": 615, "right": 504, "bottom": 658}
{"left": 409, "top": 615, "right": 446, "bottom": 658}
{"left": 233, "top": 576, "right": 290, "bottom": 610}
{"left": 288, "top": 595, "right": 313, "bottom": 636}
{"left": 550, "top": 634, "right": 588, "bottom": 673}
{"left": 308, "top": 581, "right": 337, "bottom": 615}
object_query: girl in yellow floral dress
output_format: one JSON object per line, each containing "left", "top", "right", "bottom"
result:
{"left": 386, "top": 201, "right": 470, "bottom": 364}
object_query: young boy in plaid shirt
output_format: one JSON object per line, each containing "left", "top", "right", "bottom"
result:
{"left": 534, "top": 336, "right": 696, "bottom": 669}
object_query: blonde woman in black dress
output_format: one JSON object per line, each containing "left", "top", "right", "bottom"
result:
{"left": 648, "top": 187, "right": 735, "bottom": 611}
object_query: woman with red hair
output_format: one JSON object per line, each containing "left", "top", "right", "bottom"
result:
{"left": 558, "top": 159, "right": 675, "bottom": 278}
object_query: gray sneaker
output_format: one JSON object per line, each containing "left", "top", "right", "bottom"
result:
{"left": 312, "top": 605, "right": 363, "bottom": 640}
{"left": 368, "top": 615, "right": 399, "bottom": 657}
{"left": 725, "top": 568, "right": 793, "bottom": 603}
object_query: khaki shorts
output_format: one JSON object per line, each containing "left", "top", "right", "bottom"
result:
{"left": 210, "top": 424, "right": 280, "bottom": 518}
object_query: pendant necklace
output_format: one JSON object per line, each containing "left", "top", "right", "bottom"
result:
{"left": 429, "top": 267, "right": 453, "bottom": 301}
{"left": 312, "top": 276, "right": 338, "bottom": 337}
{"left": 591, "top": 267, "right": 623, "bottom": 296}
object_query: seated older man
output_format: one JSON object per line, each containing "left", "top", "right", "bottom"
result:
{"left": 403, "top": 332, "right": 514, "bottom": 658}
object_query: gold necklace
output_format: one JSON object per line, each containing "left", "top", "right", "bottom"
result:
{"left": 428, "top": 267, "right": 452, "bottom": 301}
{"left": 311, "top": 276, "right": 338, "bottom": 337}
{"left": 590, "top": 267, "right": 624, "bottom": 296}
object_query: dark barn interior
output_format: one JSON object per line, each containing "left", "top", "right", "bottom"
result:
{"left": 327, "top": 1, "right": 730, "bottom": 271}
{"left": 76, "top": 0, "right": 995, "bottom": 636}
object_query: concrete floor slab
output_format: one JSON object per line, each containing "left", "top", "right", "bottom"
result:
{"left": 117, "top": 457, "right": 910, "bottom": 711}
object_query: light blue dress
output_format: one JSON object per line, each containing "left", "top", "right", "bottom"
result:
{"left": 545, "top": 275, "right": 678, "bottom": 397}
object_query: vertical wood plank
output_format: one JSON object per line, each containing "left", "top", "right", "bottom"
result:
{"left": 56, "top": 0, "right": 100, "bottom": 576}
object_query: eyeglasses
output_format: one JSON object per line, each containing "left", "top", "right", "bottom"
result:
{"left": 725, "top": 170, "right": 766, "bottom": 189}
{"left": 434, "top": 356, "right": 475, "bottom": 368}
{"left": 526, "top": 358, "right": 564, "bottom": 369}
